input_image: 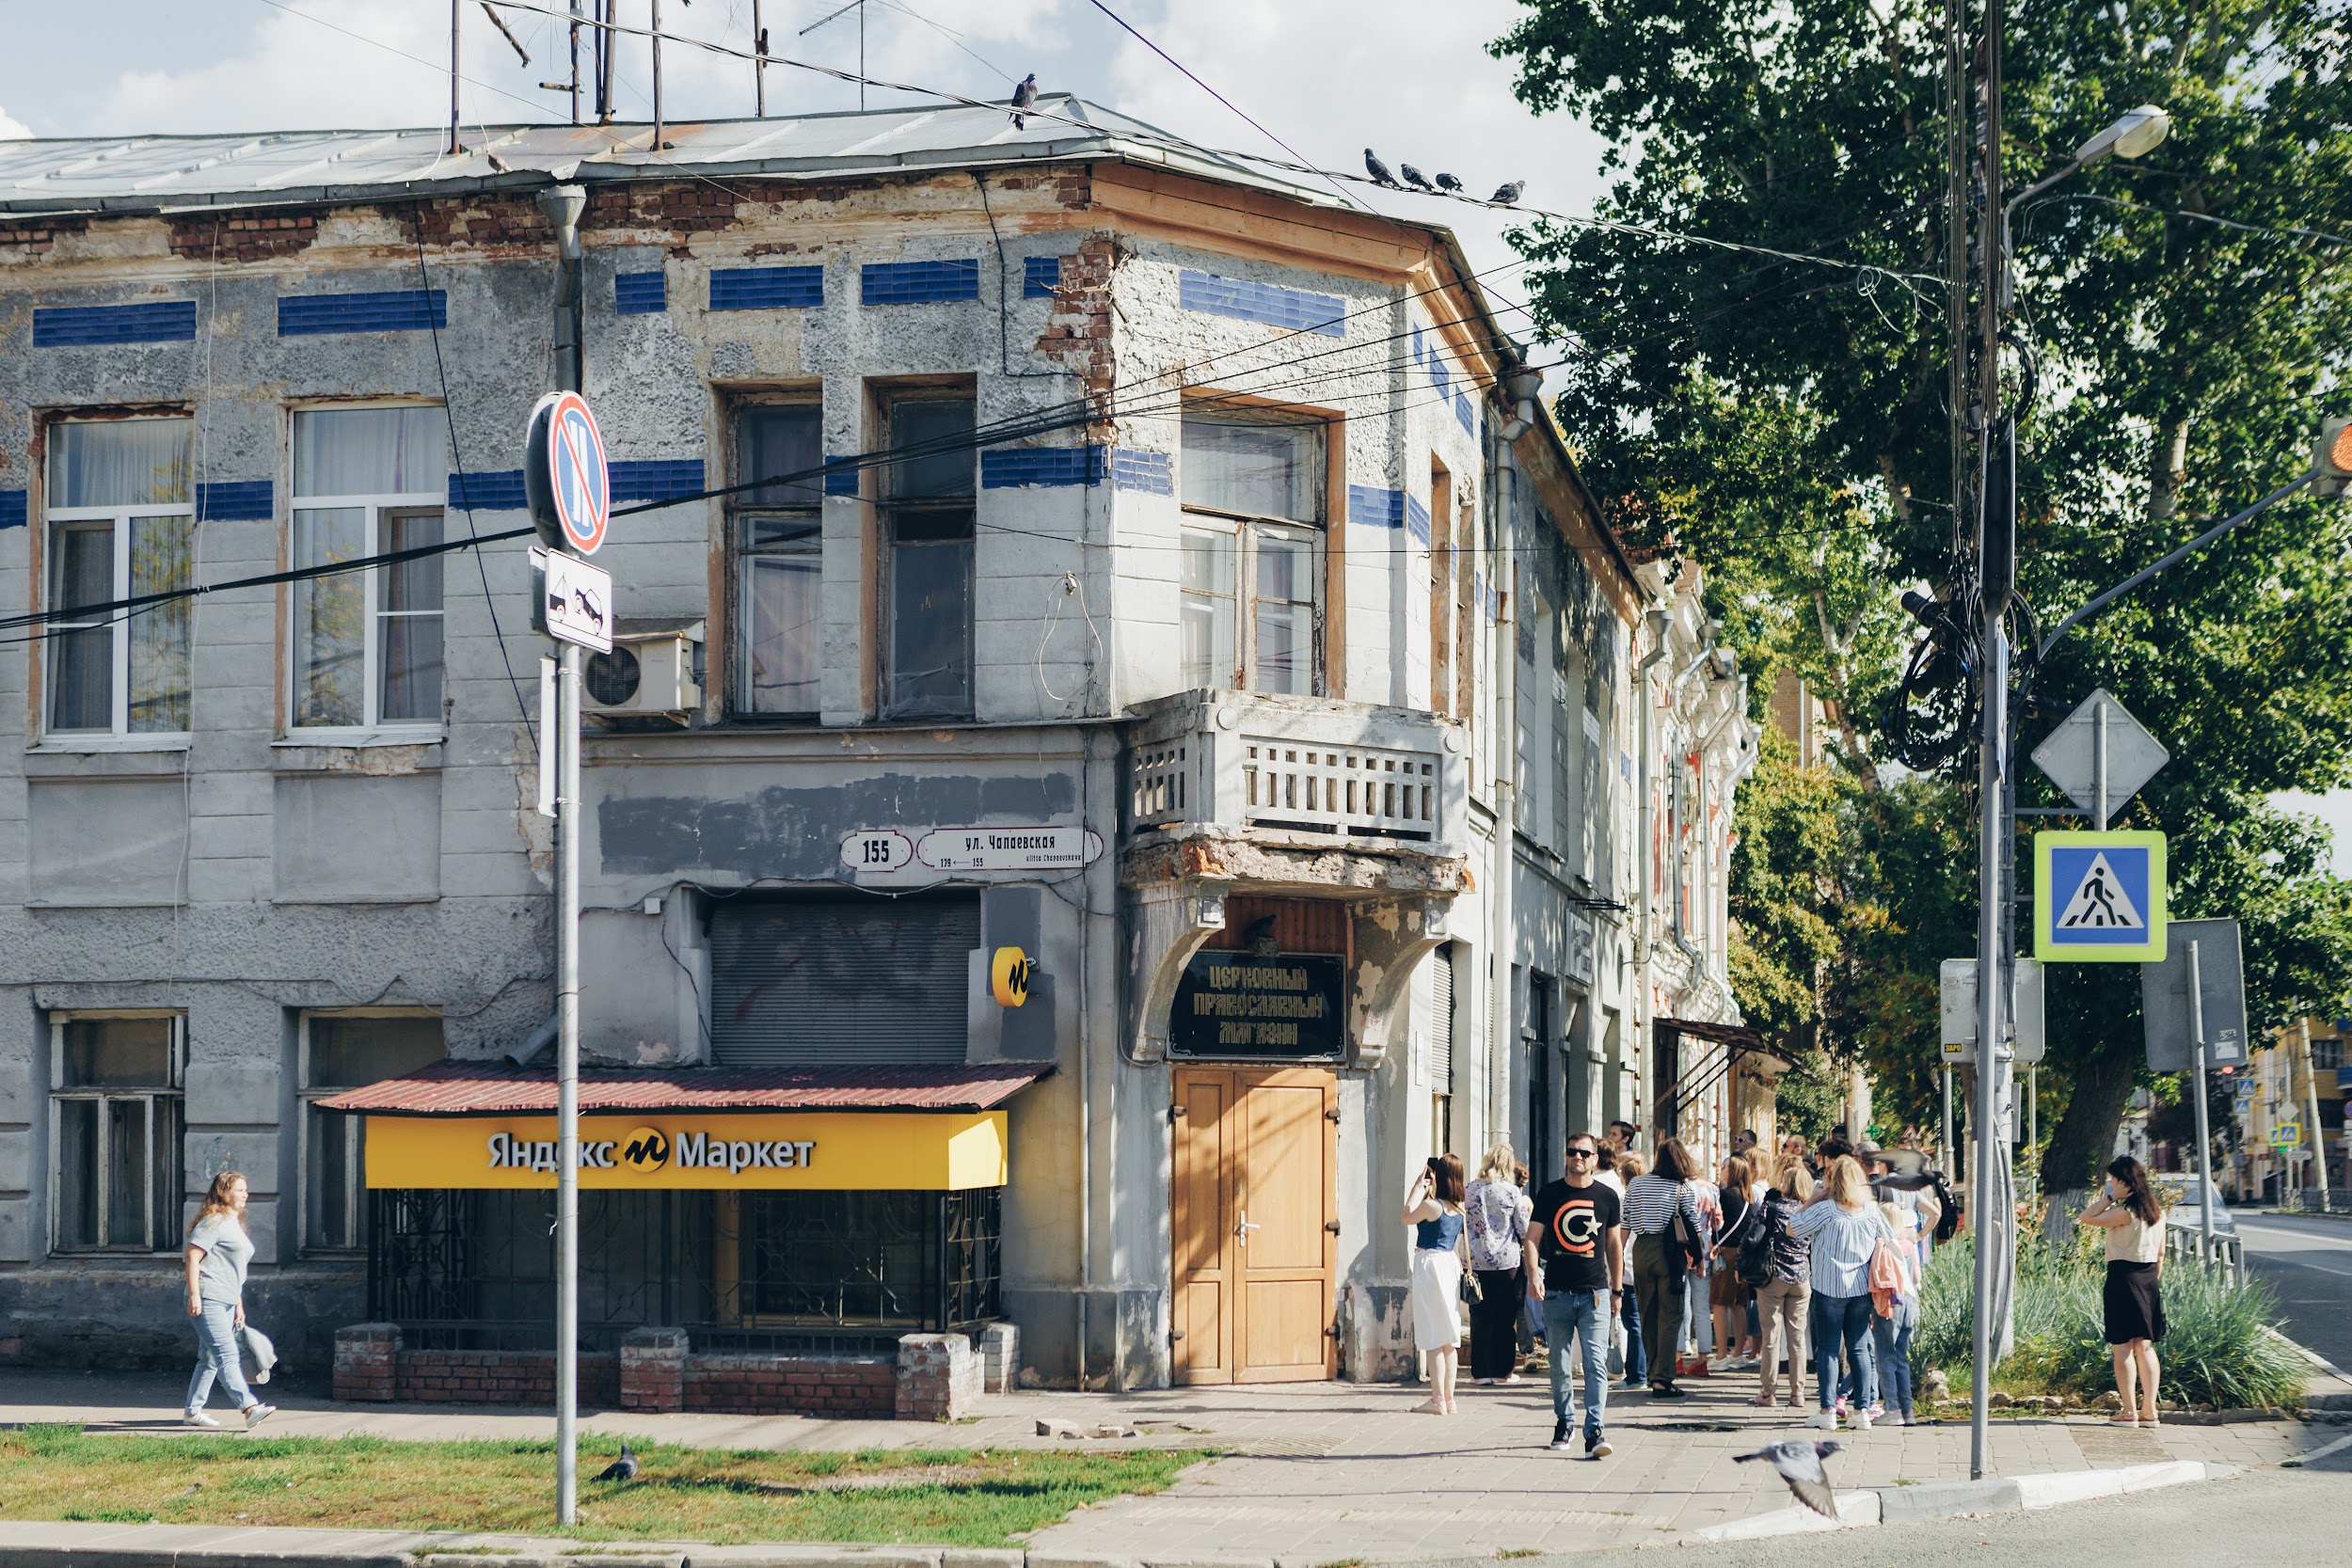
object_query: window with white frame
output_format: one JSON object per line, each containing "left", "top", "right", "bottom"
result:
{"left": 51, "top": 1014, "right": 183, "bottom": 1253}
{"left": 882, "top": 393, "right": 976, "bottom": 721}
{"left": 290, "top": 406, "right": 447, "bottom": 731}
{"left": 1179, "top": 411, "right": 1324, "bottom": 694}
{"left": 299, "top": 1012, "right": 444, "bottom": 1251}
{"left": 732, "top": 403, "right": 823, "bottom": 715}
{"left": 46, "top": 418, "right": 196, "bottom": 738}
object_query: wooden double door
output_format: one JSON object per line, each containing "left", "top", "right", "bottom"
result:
{"left": 1171, "top": 1066, "right": 1338, "bottom": 1383}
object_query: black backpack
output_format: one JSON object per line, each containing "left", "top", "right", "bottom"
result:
{"left": 1931, "top": 1171, "right": 1961, "bottom": 1244}
{"left": 1737, "top": 1200, "right": 1777, "bottom": 1285}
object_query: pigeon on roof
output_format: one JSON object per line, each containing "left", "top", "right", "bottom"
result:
{"left": 1400, "top": 163, "right": 1435, "bottom": 191}
{"left": 1732, "top": 1439, "right": 1840, "bottom": 1517}
{"left": 1364, "top": 149, "right": 1400, "bottom": 187}
{"left": 1010, "top": 74, "right": 1040, "bottom": 130}
{"left": 1434, "top": 172, "right": 1464, "bottom": 193}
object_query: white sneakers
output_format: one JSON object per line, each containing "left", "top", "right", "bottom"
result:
{"left": 244, "top": 1403, "right": 277, "bottom": 1428}
{"left": 1853, "top": 1410, "right": 1875, "bottom": 1431}
{"left": 183, "top": 1411, "right": 220, "bottom": 1428}
{"left": 1807, "top": 1411, "right": 1837, "bottom": 1431}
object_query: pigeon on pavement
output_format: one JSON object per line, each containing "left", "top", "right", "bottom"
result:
{"left": 594, "top": 1441, "right": 640, "bottom": 1483}
{"left": 1009, "top": 74, "right": 1039, "bottom": 130}
{"left": 1434, "top": 172, "right": 1464, "bottom": 193}
{"left": 1489, "top": 181, "right": 1526, "bottom": 205}
{"left": 1400, "top": 163, "right": 1436, "bottom": 191}
{"left": 1732, "top": 1439, "right": 1840, "bottom": 1517}
{"left": 1364, "top": 149, "right": 1400, "bottom": 187}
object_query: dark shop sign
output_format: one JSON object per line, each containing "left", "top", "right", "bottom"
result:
{"left": 1169, "top": 952, "right": 1347, "bottom": 1059}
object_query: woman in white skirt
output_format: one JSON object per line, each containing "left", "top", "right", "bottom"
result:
{"left": 1403, "top": 1151, "right": 1470, "bottom": 1413}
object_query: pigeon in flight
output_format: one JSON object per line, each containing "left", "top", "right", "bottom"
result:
{"left": 1434, "top": 172, "right": 1464, "bottom": 194}
{"left": 1489, "top": 181, "right": 1526, "bottom": 206}
{"left": 1733, "top": 1439, "right": 1841, "bottom": 1517}
{"left": 593, "top": 1440, "right": 640, "bottom": 1483}
{"left": 1364, "top": 149, "right": 1400, "bottom": 187}
{"left": 1400, "top": 163, "right": 1436, "bottom": 192}
{"left": 1010, "top": 73, "right": 1039, "bottom": 130}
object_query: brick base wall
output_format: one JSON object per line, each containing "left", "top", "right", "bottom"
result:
{"left": 392, "top": 1349, "right": 622, "bottom": 1406}
{"left": 684, "top": 1353, "right": 896, "bottom": 1418}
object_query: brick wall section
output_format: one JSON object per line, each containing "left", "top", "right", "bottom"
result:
{"left": 332, "top": 1323, "right": 401, "bottom": 1402}
{"left": 619, "top": 1326, "right": 687, "bottom": 1413}
{"left": 0, "top": 216, "right": 88, "bottom": 258}
{"left": 385, "top": 1350, "right": 622, "bottom": 1406}
{"left": 1036, "top": 230, "right": 1120, "bottom": 403}
{"left": 167, "top": 213, "right": 320, "bottom": 262}
{"left": 896, "top": 1332, "right": 980, "bottom": 1422}
{"left": 683, "top": 1353, "right": 896, "bottom": 1418}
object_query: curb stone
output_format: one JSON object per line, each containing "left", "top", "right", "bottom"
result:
{"left": 1687, "top": 1461, "right": 2234, "bottom": 1542}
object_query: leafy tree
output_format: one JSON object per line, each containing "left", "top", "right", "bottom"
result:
{"left": 1491, "top": 0, "right": 2352, "bottom": 1185}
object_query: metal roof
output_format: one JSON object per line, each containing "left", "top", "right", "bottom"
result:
{"left": 0, "top": 94, "right": 1334, "bottom": 217}
{"left": 317, "top": 1058, "right": 1055, "bottom": 1116}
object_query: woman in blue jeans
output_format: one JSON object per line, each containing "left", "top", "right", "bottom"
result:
{"left": 1788, "top": 1155, "right": 1894, "bottom": 1433}
{"left": 183, "top": 1171, "right": 276, "bottom": 1429}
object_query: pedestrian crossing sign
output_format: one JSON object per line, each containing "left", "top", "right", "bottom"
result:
{"left": 2034, "top": 831, "right": 2167, "bottom": 963}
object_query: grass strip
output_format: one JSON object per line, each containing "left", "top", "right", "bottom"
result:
{"left": 0, "top": 1427, "right": 1210, "bottom": 1547}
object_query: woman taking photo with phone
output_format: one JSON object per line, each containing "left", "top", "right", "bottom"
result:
{"left": 1404, "top": 1152, "right": 1470, "bottom": 1413}
{"left": 2081, "top": 1156, "right": 2168, "bottom": 1426}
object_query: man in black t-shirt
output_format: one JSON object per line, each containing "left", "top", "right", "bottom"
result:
{"left": 1524, "top": 1131, "right": 1624, "bottom": 1458}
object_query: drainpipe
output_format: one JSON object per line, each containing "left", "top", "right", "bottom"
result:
{"left": 1486, "top": 364, "right": 1540, "bottom": 1151}
{"left": 538, "top": 184, "right": 587, "bottom": 393}
{"left": 1632, "top": 610, "right": 1672, "bottom": 967}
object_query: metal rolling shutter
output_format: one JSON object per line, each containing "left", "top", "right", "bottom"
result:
{"left": 1431, "top": 943, "right": 1455, "bottom": 1093}
{"left": 709, "top": 895, "right": 979, "bottom": 1065}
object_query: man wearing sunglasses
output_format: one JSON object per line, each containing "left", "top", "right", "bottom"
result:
{"left": 1525, "top": 1132, "right": 1624, "bottom": 1457}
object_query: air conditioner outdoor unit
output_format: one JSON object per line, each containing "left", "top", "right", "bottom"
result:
{"left": 584, "top": 617, "right": 704, "bottom": 718}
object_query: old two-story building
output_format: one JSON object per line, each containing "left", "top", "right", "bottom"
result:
{"left": 0, "top": 98, "right": 1751, "bottom": 1407}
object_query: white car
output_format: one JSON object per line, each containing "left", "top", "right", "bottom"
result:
{"left": 2152, "top": 1174, "right": 2238, "bottom": 1237}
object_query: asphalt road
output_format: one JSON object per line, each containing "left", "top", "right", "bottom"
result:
{"left": 1399, "top": 1465, "right": 2352, "bottom": 1566}
{"left": 2237, "top": 1211, "right": 2352, "bottom": 1370}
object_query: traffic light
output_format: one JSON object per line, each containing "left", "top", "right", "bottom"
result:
{"left": 2314, "top": 416, "right": 2352, "bottom": 499}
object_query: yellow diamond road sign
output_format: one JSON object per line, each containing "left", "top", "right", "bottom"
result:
{"left": 2034, "top": 831, "right": 2167, "bottom": 963}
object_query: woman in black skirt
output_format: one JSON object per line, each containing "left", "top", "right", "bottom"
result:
{"left": 2081, "top": 1156, "right": 2168, "bottom": 1426}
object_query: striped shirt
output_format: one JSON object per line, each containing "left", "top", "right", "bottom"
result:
{"left": 1788, "top": 1200, "right": 1896, "bottom": 1298}
{"left": 1622, "top": 1174, "right": 1711, "bottom": 1244}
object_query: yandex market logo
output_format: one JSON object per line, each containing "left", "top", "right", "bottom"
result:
{"left": 619, "top": 1126, "right": 671, "bottom": 1172}
{"left": 483, "top": 1125, "right": 817, "bottom": 1176}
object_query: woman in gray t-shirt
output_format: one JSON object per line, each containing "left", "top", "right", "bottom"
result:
{"left": 183, "top": 1171, "right": 274, "bottom": 1428}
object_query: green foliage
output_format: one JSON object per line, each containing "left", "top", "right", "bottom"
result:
{"left": 1914, "top": 1233, "right": 2307, "bottom": 1408}
{"left": 1490, "top": 0, "right": 2352, "bottom": 1180}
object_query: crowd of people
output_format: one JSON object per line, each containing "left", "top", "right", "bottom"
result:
{"left": 1403, "top": 1121, "right": 2153, "bottom": 1455}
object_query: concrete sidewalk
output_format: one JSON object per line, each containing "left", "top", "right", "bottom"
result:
{"left": 0, "top": 1365, "right": 2342, "bottom": 1562}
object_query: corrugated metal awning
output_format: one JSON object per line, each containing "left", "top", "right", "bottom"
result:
{"left": 318, "top": 1057, "right": 1053, "bottom": 1117}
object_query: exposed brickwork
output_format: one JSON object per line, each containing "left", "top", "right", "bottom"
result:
{"left": 619, "top": 1326, "right": 687, "bottom": 1413}
{"left": 683, "top": 1353, "right": 896, "bottom": 1418}
{"left": 1037, "top": 230, "right": 1121, "bottom": 407}
{"left": 168, "top": 212, "right": 320, "bottom": 262}
{"left": 0, "top": 216, "right": 87, "bottom": 257}
{"left": 896, "top": 1332, "right": 980, "bottom": 1422}
{"left": 387, "top": 1349, "right": 621, "bottom": 1406}
{"left": 332, "top": 1323, "right": 401, "bottom": 1402}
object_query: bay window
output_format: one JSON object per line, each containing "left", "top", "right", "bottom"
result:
{"left": 1179, "top": 412, "right": 1324, "bottom": 694}
{"left": 46, "top": 418, "right": 195, "bottom": 738}
{"left": 290, "top": 406, "right": 446, "bottom": 731}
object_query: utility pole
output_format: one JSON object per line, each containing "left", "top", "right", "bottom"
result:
{"left": 2303, "top": 1018, "right": 2333, "bottom": 1209}
{"left": 652, "top": 0, "right": 665, "bottom": 150}
{"left": 754, "top": 0, "right": 768, "bottom": 115}
{"left": 569, "top": 0, "right": 582, "bottom": 124}
{"left": 448, "top": 0, "right": 464, "bottom": 154}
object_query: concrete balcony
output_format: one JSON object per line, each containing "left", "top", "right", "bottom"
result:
{"left": 1122, "top": 689, "right": 1471, "bottom": 875}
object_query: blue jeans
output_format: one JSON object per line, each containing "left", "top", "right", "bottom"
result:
{"left": 1809, "top": 1291, "right": 1876, "bottom": 1412}
{"left": 1543, "top": 1288, "right": 1611, "bottom": 1441}
{"left": 1873, "top": 1300, "right": 1915, "bottom": 1412}
{"left": 1620, "top": 1283, "right": 1647, "bottom": 1384}
{"left": 185, "top": 1298, "right": 254, "bottom": 1414}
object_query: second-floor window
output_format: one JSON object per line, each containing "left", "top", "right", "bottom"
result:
{"left": 882, "top": 394, "right": 976, "bottom": 721}
{"left": 1180, "top": 412, "right": 1323, "bottom": 694}
{"left": 46, "top": 418, "right": 195, "bottom": 738}
{"left": 733, "top": 403, "right": 823, "bottom": 715}
{"left": 291, "top": 406, "right": 446, "bottom": 732}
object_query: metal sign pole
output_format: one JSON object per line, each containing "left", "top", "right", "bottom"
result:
{"left": 2304, "top": 1019, "right": 2333, "bottom": 1211}
{"left": 2093, "top": 703, "right": 2108, "bottom": 831}
{"left": 1943, "top": 1066, "right": 1954, "bottom": 1170}
{"left": 1970, "top": 626, "right": 2008, "bottom": 1481}
{"left": 555, "top": 642, "right": 581, "bottom": 1524}
{"left": 2187, "top": 940, "right": 2214, "bottom": 1256}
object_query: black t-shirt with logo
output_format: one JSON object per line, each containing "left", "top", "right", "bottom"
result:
{"left": 1530, "top": 1178, "right": 1622, "bottom": 1293}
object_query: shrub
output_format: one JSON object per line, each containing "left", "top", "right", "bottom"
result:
{"left": 1914, "top": 1233, "right": 2306, "bottom": 1408}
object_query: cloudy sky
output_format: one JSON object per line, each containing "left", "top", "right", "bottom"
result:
{"left": 0, "top": 0, "right": 1613, "bottom": 351}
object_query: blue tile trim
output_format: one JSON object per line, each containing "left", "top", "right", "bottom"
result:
{"left": 1455, "top": 392, "right": 1476, "bottom": 435}
{"left": 610, "top": 458, "right": 706, "bottom": 503}
{"left": 615, "top": 270, "right": 667, "bottom": 314}
{"left": 1110, "top": 448, "right": 1173, "bottom": 496}
{"left": 1024, "top": 256, "right": 1061, "bottom": 298}
{"left": 1179, "top": 270, "right": 1344, "bottom": 337}
{"left": 449, "top": 469, "right": 528, "bottom": 511}
{"left": 277, "top": 289, "right": 446, "bottom": 336}
{"left": 196, "top": 481, "right": 273, "bottom": 522}
{"left": 1406, "top": 492, "right": 1430, "bottom": 546}
{"left": 863, "top": 259, "right": 981, "bottom": 305}
{"left": 0, "top": 491, "right": 24, "bottom": 530}
{"left": 1348, "top": 483, "right": 1406, "bottom": 530}
{"left": 710, "top": 265, "right": 824, "bottom": 311}
{"left": 822, "top": 457, "right": 862, "bottom": 497}
{"left": 1428, "top": 354, "right": 1451, "bottom": 395}
{"left": 980, "top": 446, "right": 1106, "bottom": 489}
{"left": 33, "top": 301, "right": 198, "bottom": 347}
